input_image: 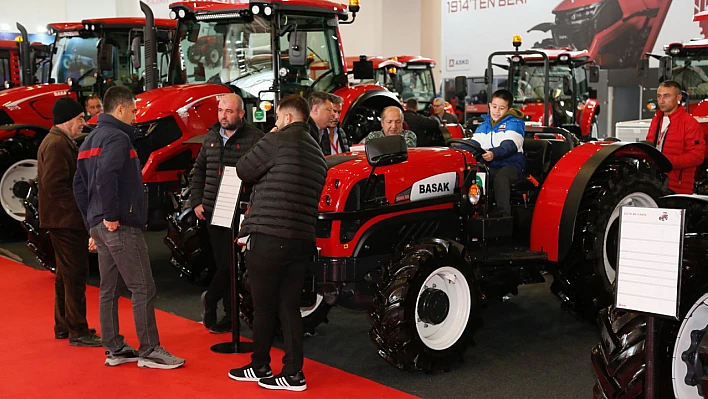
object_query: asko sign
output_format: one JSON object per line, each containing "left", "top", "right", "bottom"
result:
{"left": 446, "top": 56, "right": 471, "bottom": 72}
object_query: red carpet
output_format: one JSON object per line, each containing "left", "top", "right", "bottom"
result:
{"left": 0, "top": 257, "right": 417, "bottom": 399}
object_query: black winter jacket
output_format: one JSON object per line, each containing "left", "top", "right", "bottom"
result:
{"left": 73, "top": 114, "right": 146, "bottom": 230}
{"left": 404, "top": 110, "right": 441, "bottom": 147}
{"left": 236, "top": 121, "right": 327, "bottom": 241}
{"left": 191, "top": 122, "right": 264, "bottom": 215}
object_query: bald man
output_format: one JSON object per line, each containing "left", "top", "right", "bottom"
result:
{"left": 191, "top": 93, "right": 264, "bottom": 333}
{"left": 360, "top": 106, "right": 417, "bottom": 147}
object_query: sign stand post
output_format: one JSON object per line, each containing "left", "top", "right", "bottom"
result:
{"left": 615, "top": 206, "right": 685, "bottom": 398}
{"left": 209, "top": 166, "right": 253, "bottom": 354}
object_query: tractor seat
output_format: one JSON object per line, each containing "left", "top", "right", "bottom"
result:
{"left": 511, "top": 139, "right": 551, "bottom": 192}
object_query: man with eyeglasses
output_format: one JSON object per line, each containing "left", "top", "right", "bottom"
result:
{"left": 432, "top": 97, "right": 458, "bottom": 124}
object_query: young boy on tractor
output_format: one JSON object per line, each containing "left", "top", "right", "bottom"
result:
{"left": 472, "top": 89, "right": 526, "bottom": 217}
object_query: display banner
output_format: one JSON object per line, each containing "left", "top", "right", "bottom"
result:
{"left": 615, "top": 206, "right": 683, "bottom": 319}
{"left": 441, "top": 0, "right": 707, "bottom": 78}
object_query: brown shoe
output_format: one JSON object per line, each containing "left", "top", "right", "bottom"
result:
{"left": 69, "top": 331, "right": 102, "bottom": 347}
{"left": 56, "top": 328, "right": 96, "bottom": 340}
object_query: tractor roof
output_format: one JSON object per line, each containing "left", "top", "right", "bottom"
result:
{"left": 389, "top": 55, "right": 436, "bottom": 65}
{"left": 81, "top": 18, "right": 176, "bottom": 29}
{"left": 344, "top": 55, "right": 435, "bottom": 72}
{"left": 521, "top": 48, "right": 591, "bottom": 64}
{"left": 0, "top": 40, "right": 18, "bottom": 50}
{"left": 170, "top": 0, "right": 349, "bottom": 16}
{"left": 46, "top": 22, "right": 84, "bottom": 33}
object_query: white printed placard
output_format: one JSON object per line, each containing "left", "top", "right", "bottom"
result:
{"left": 211, "top": 166, "right": 243, "bottom": 229}
{"left": 615, "top": 206, "right": 683, "bottom": 319}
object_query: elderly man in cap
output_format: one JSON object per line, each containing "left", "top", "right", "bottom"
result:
{"left": 37, "top": 96, "right": 101, "bottom": 347}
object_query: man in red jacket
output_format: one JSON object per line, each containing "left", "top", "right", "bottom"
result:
{"left": 646, "top": 80, "right": 705, "bottom": 194}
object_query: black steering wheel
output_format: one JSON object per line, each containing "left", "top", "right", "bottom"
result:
{"left": 446, "top": 138, "right": 487, "bottom": 163}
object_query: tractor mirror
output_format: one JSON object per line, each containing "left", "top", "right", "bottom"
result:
{"left": 588, "top": 65, "right": 600, "bottom": 83}
{"left": 131, "top": 36, "right": 142, "bottom": 70}
{"left": 638, "top": 58, "right": 649, "bottom": 78}
{"left": 484, "top": 68, "right": 490, "bottom": 85}
{"left": 365, "top": 135, "right": 408, "bottom": 166}
{"left": 289, "top": 31, "right": 308, "bottom": 66}
{"left": 454, "top": 76, "right": 467, "bottom": 98}
{"left": 659, "top": 56, "right": 672, "bottom": 83}
{"left": 352, "top": 55, "right": 374, "bottom": 80}
{"left": 98, "top": 40, "right": 115, "bottom": 72}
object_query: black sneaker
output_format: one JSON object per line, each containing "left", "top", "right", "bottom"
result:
{"left": 258, "top": 371, "right": 307, "bottom": 392}
{"left": 69, "top": 331, "right": 102, "bottom": 347}
{"left": 56, "top": 328, "right": 96, "bottom": 340}
{"left": 228, "top": 363, "right": 273, "bottom": 382}
{"left": 201, "top": 291, "right": 217, "bottom": 329}
{"left": 209, "top": 317, "right": 232, "bottom": 334}
{"left": 105, "top": 343, "right": 139, "bottom": 366}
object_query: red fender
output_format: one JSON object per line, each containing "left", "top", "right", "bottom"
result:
{"left": 445, "top": 123, "right": 464, "bottom": 139}
{"left": 0, "top": 84, "right": 74, "bottom": 129}
{"left": 579, "top": 98, "right": 599, "bottom": 138}
{"left": 332, "top": 84, "right": 400, "bottom": 125}
{"left": 530, "top": 141, "right": 670, "bottom": 262}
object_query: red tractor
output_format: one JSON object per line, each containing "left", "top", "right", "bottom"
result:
{"left": 0, "top": 16, "right": 176, "bottom": 239}
{"left": 0, "top": 33, "right": 51, "bottom": 90}
{"left": 161, "top": 42, "right": 667, "bottom": 374}
{"left": 528, "top": 0, "right": 671, "bottom": 69}
{"left": 463, "top": 39, "right": 601, "bottom": 141}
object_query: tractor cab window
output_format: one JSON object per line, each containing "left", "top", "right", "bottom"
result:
{"left": 512, "top": 64, "right": 573, "bottom": 105}
{"left": 0, "top": 52, "right": 10, "bottom": 88}
{"left": 672, "top": 55, "right": 708, "bottom": 100}
{"left": 375, "top": 65, "right": 435, "bottom": 107}
{"left": 172, "top": 14, "right": 344, "bottom": 100}
{"left": 51, "top": 33, "right": 99, "bottom": 86}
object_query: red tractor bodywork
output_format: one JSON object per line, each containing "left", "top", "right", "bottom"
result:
{"left": 0, "top": 40, "right": 22, "bottom": 89}
{"left": 530, "top": 0, "right": 672, "bottom": 69}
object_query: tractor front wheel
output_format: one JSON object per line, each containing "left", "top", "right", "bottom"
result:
{"left": 369, "top": 238, "right": 482, "bottom": 372}
{"left": 0, "top": 153, "right": 38, "bottom": 241}
{"left": 554, "top": 157, "right": 667, "bottom": 319}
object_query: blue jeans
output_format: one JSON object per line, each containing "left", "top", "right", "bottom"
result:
{"left": 90, "top": 224, "right": 160, "bottom": 356}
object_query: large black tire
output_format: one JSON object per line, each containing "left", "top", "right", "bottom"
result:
{"left": 591, "top": 235, "right": 708, "bottom": 399}
{"left": 369, "top": 238, "right": 482, "bottom": 372}
{"left": 238, "top": 265, "right": 332, "bottom": 336}
{"left": 21, "top": 180, "right": 55, "bottom": 272}
{"left": 164, "top": 206, "right": 216, "bottom": 286}
{"left": 553, "top": 157, "right": 668, "bottom": 320}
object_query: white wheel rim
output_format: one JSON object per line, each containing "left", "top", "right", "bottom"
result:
{"left": 672, "top": 293, "right": 708, "bottom": 399}
{"left": 0, "top": 159, "right": 37, "bottom": 221}
{"left": 603, "top": 192, "right": 657, "bottom": 284}
{"left": 210, "top": 49, "right": 219, "bottom": 64}
{"left": 414, "top": 266, "right": 471, "bottom": 351}
{"left": 300, "top": 294, "right": 323, "bottom": 318}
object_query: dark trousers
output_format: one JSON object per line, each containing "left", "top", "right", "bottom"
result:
{"left": 205, "top": 223, "right": 233, "bottom": 316}
{"left": 90, "top": 224, "right": 160, "bottom": 356}
{"left": 490, "top": 165, "right": 520, "bottom": 215}
{"left": 247, "top": 233, "right": 312, "bottom": 375}
{"left": 49, "top": 228, "right": 90, "bottom": 339}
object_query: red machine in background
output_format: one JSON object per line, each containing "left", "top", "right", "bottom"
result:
{"left": 463, "top": 36, "right": 601, "bottom": 141}
{"left": 528, "top": 0, "right": 672, "bottom": 69}
{"left": 0, "top": 16, "right": 175, "bottom": 239}
{"left": 0, "top": 34, "right": 51, "bottom": 90}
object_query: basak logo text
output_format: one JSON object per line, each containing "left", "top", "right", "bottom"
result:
{"left": 419, "top": 182, "right": 450, "bottom": 194}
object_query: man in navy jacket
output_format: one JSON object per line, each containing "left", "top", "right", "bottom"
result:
{"left": 73, "top": 86, "right": 184, "bottom": 369}
{"left": 472, "top": 89, "right": 526, "bottom": 217}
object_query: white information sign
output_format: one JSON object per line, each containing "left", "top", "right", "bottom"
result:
{"left": 615, "top": 206, "right": 683, "bottom": 319}
{"left": 210, "top": 166, "right": 243, "bottom": 228}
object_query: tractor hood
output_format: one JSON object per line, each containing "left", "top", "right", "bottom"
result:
{"left": 0, "top": 84, "right": 72, "bottom": 126}
{"left": 134, "top": 83, "right": 232, "bottom": 123}
{"left": 319, "top": 147, "right": 469, "bottom": 214}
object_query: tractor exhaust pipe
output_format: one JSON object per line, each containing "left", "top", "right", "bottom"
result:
{"left": 16, "top": 23, "right": 33, "bottom": 86}
{"left": 140, "top": 1, "right": 157, "bottom": 91}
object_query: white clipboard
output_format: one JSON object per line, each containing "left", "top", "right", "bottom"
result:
{"left": 210, "top": 166, "right": 243, "bottom": 229}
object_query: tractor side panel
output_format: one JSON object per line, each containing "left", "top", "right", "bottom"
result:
{"left": 579, "top": 98, "right": 599, "bottom": 137}
{"left": 0, "top": 84, "right": 74, "bottom": 129}
{"left": 530, "top": 141, "right": 670, "bottom": 262}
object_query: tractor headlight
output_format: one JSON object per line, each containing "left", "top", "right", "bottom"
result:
{"left": 468, "top": 184, "right": 480, "bottom": 205}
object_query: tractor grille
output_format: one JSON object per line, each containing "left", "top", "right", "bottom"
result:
{"left": 0, "top": 109, "right": 14, "bottom": 126}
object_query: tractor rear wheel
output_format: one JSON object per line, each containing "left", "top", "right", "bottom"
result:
{"left": 369, "top": 238, "right": 482, "bottom": 372}
{"left": 553, "top": 157, "right": 668, "bottom": 319}
{"left": 591, "top": 236, "right": 708, "bottom": 399}
{"left": 0, "top": 153, "right": 38, "bottom": 241}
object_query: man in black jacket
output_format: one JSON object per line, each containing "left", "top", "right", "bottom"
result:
{"left": 228, "top": 95, "right": 326, "bottom": 392}
{"left": 191, "top": 93, "right": 264, "bottom": 333}
{"left": 74, "top": 86, "right": 184, "bottom": 369}
{"left": 306, "top": 91, "right": 336, "bottom": 153}
{"left": 404, "top": 98, "right": 441, "bottom": 146}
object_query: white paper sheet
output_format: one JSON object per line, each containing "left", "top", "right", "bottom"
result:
{"left": 615, "top": 207, "right": 683, "bottom": 319}
{"left": 210, "top": 166, "right": 242, "bottom": 229}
